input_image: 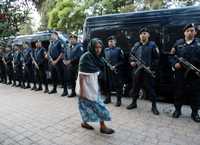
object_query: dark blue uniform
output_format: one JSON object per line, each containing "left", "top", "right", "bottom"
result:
{"left": 128, "top": 41, "right": 159, "bottom": 110}
{"left": 13, "top": 50, "right": 23, "bottom": 87}
{"left": 31, "top": 48, "right": 37, "bottom": 90}
{"left": 22, "top": 47, "right": 33, "bottom": 88}
{"left": 62, "top": 42, "right": 83, "bottom": 96}
{"left": 4, "top": 51, "right": 14, "bottom": 84}
{"left": 0, "top": 52, "right": 6, "bottom": 83}
{"left": 35, "top": 47, "right": 49, "bottom": 92}
{"left": 48, "top": 39, "right": 64, "bottom": 92}
{"left": 169, "top": 38, "right": 200, "bottom": 113}
{"left": 104, "top": 47, "right": 124, "bottom": 106}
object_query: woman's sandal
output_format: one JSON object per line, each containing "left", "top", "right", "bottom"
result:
{"left": 81, "top": 123, "right": 94, "bottom": 130}
{"left": 100, "top": 127, "right": 115, "bottom": 134}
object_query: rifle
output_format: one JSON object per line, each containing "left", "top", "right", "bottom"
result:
{"left": 47, "top": 53, "right": 53, "bottom": 64}
{"left": 174, "top": 55, "right": 200, "bottom": 78}
{"left": 30, "top": 53, "right": 39, "bottom": 70}
{"left": 47, "top": 41, "right": 53, "bottom": 64}
{"left": 101, "top": 57, "right": 118, "bottom": 74}
{"left": 130, "top": 54, "right": 156, "bottom": 78}
{"left": 2, "top": 56, "right": 7, "bottom": 69}
{"left": 12, "top": 52, "right": 16, "bottom": 73}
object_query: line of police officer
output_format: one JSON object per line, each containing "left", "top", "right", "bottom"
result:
{"left": 0, "top": 32, "right": 84, "bottom": 97}
{"left": 0, "top": 24, "right": 200, "bottom": 123}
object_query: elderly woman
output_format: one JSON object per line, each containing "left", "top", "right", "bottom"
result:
{"left": 76, "top": 38, "right": 114, "bottom": 134}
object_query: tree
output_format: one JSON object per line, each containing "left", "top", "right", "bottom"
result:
{"left": 48, "top": 0, "right": 85, "bottom": 33}
{"left": 34, "top": 0, "right": 56, "bottom": 30}
{"left": 0, "top": 0, "right": 30, "bottom": 38}
{"left": 19, "top": 20, "right": 33, "bottom": 35}
{"left": 33, "top": 0, "right": 200, "bottom": 32}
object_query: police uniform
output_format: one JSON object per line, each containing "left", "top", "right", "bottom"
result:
{"left": 0, "top": 51, "right": 6, "bottom": 83}
{"left": 62, "top": 35, "right": 83, "bottom": 97}
{"left": 169, "top": 24, "right": 200, "bottom": 122}
{"left": 35, "top": 46, "right": 49, "bottom": 92}
{"left": 22, "top": 46, "right": 33, "bottom": 88}
{"left": 13, "top": 48, "right": 23, "bottom": 87}
{"left": 31, "top": 47, "right": 37, "bottom": 90}
{"left": 127, "top": 28, "right": 160, "bottom": 115}
{"left": 48, "top": 38, "right": 64, "bottom": 94}
{"left": 4, "top": 50, "right": 14, "bottom": 84}
{"left": 103, "top": 36, "right": 125, "bottom": 107}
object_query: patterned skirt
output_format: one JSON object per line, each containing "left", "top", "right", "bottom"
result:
{"left": 78, "top": 96, "right": 111, "bottom": 122}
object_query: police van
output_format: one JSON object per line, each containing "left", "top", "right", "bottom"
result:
{"left": 83, "top": 6, "right": 200, "bottom": 101}
{"left": 12, "top": 30, "right": 68, "bottom": 49}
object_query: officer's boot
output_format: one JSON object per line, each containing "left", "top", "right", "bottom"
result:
{"left": 8, "top": 77, "right": 12, "bottom": 85}
{"left": 44, "top": 85, "right": 49, "bottom": 93}
{"left": 172, "top": 106, "right": 181, "bottom": 118}
{"left": 36, "top": 83, "right": 42, "bottom": 91}
{"left": 8, "top": 81, "right": 12, "bottom": 85}
{"left": 25, "top": 82, "right": 31, "bottom": 89}
{"left": 151, "top": 103, "right": 159, "bottom": 115}
{"left": 61, "top": 87, "right": 68, "bottom": 97}
{"left": 68, "top": 86, "right": 76, "bottom": 98}
{"left": 104, "top": 95, "right": 111, "bottom": 104}
{"left": 21, "top": 82, "right": 25, "bottom": 89}
{"left": 16, "top": 81, "right": 21, "bottom": 87}
{"left": 126, "top": 97, "right": 137, "bottom": 110}
{"left": 191, "top": 110, "right": 200, "bottom": 123}
{"left": 4, "top": 77, "right": 7, "bottom": 84}
{"left": 115, "top": 94, "right": 122, "bottom": 107}
{"left": 49, "top": 85, "right": 57, "bottom": 94}
{"left": 31, "top": 83, "right": 37, "bottom": 90}
{"left": 12, "top": 80, "right": 16, "bottom": 87}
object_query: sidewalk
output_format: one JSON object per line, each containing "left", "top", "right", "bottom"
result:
{"left": 0, "top": 83, "right": 199, "bottom": 145}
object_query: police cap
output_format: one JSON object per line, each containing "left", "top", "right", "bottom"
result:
{"left": 183, "top": 23, "right": 195, "bottom": 32}
{"left": 139, "top": 27, "right": 149, "bottom": 34}
{"left": 107, "top": 35, "right": 116, "bottom": 41}
{"left": 69, "top": 33, "right": 78, "bottom": 39}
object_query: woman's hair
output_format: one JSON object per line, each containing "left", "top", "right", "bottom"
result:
{"left": 87, "top": 38, "right": 104, "bottom": 57}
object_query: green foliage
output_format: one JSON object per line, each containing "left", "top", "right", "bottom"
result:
{"left": 0, "top": 0, "right": 30, "bottom": 38}
{"left": 48, "top": 0, "right": 85, "bottom": 32}
{"left": 33, "top": 0, "right": 200, "bottom": 32}
{"left": 19, "top": 20, "right": 33, "bottom": 35}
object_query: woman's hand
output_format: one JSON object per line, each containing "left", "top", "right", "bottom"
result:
{"left": 79, "top": 74, "right": 87, "bottom": 99}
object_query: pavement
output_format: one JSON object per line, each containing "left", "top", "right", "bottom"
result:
{"left": 0, "top": 83, "right": 199, "bottom": 145}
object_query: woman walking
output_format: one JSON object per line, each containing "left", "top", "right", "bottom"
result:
{"left": 76, "top": 38, "right": 115, "bottom": 134}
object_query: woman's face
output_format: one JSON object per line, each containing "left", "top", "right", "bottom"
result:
{"left": 95, "top": 42, "right": 102, "bottom": 56}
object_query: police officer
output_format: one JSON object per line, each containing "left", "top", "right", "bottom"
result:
{"left": 31, "top": 43, "right": 37, "bottom": 90}
{"left": 169, "top": 23, "right": 200, "bottom": 122}
{"left": 48, "top": 32, "right": 64, "bottom": 94}
{"left": 4, "top": 47, "right": 14, "bottom": 85}
{"left": 126, "top": 27, "right": 160, "bottom": 115}
{"left": 22, "top": 42, "right": 33, "bottom": 89}
{"left": 62, "top": 33, "right": 83, "bottom": 97}
{"left": 0, "top": 48, "right": 6, "bottom": 84}
{"left": 34, "top": 40, "right": 49, "bottom": 93}
{"left": 13, "top": 44, "right": 23, "bottom": 87}
{"left": 103, "top": 36, "right": 124, "bottom": 107}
